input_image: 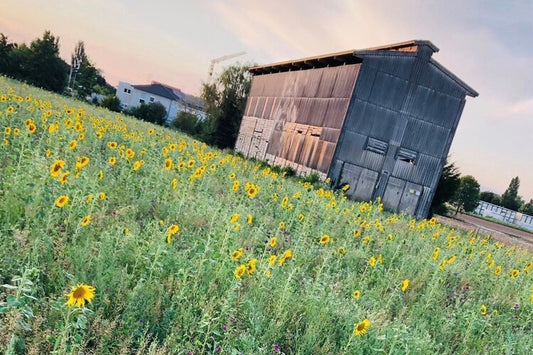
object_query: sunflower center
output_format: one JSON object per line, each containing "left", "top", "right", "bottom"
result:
{"left": 73, "top": 287, "right": 86, "bottom": 298}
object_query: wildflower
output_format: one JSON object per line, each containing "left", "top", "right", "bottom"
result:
{"left": 353, "top": 290, "right": 361, "bottom": 299}
{"left": 107, "top": 141, "right": 118, "bottom": 149}
{"left": 247, "top": 185, "right": 259, "bottom": 198}
{"left": 81, "top": 215, "right": 91, "bottom": 227}
{"left": 172, "top": 178, "right": 178, "bottom": 190}
{"left": 363, "top": 236, "right": 370, "bottom": 244}
{"left": 431, "top": 247, "right": 440, "bottom": 260}
{"left": 265, "top": 269, "right": 272, "bottom": 278}
{"left": 164, "top": 158, "right": 173, "bottom": 170}
{"left": 230, "top": 213, "right": 240, "bottom": 224}
{"left": 319, "top": 235, "right": 330, "bottom": 245}
{"left": 494, "top": 265, "right": 502, "bottom": 276}
{"left": 66, "top": 284, "right": 95, "bottom": 307}
{"left": 55, "top": 195, "right": 69, "bottom": 208}
{"left": 353, "top": 319, "right": 371, "bottom": 336}
{"left": 269, "top": 237, "right": 277, "bottom": 248}
{"left": 50, "top": 160, "right": 65, "bottom": 178}
{"left": 108, "top": 156, "right": 117, "bottom": 166}
{"left": 247, "top": 215, "right": 253, "bottom": 225}
{"left": 401, "top": 279, "right": 409, "bottom": 292}
{"left": 230, "top": 248, "right": 244, "bottom": 261}
{"left": 510, "top": 269, "right": 520, "bottom": 278}
{"left": 269, "top": 255, "right": 277, "bottom": 266}
{"left": 448, "top": 255, "right": 457, "bottom": 264}
{"left": 439, "top": 259, "right": 447, "bottom": 271}
{"left": 167, "top": 224, "right": 180, "bottom": 244}
{"left": 13, "top": 128, "right": 20, "bottom": 135}
{"left": 246, "top": 259, "right": 258, "bottom": 275}
{"left": 26, "top": 121, "right": 37, "bottom": 134}
{"left": 481, "top": 304, "right": 487, "bottom": 316}
{"left": 338, "top": 247, "right": 347, "bottom": 256}
{"left": 99, "top": 192, "right": 106, "bottom": 200}
{"left": 68, "top": 140, "right": 78, "bottom": 150}
{"left": 369, "top": 256, "right": 377, "bottom": 267}
{"left": 234, "top": 264, "right": 246, "bottom": 279}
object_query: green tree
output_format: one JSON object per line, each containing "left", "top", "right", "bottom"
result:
{"left": 171, "top": 111, "right": 200, "bottom": 136}
{"left": 453, "top": 175, "right": 480, "bottom": 214}
{"left": 25, "top": 31, "right": 68, "bottom": 92}
{"left": 100, "top": 95, "right": 122, "bottom": 112}
{"left": 201, "top": 64, "right": 253, "bottom": 149}
{"left": 519, "top": 199, "right": 533, "bottom": 215}
{"left": 127, "top": 102, "right": 167, "bottom": 126}
{"left": 0, "top": 34, "right": 16, "bottom": 74}
{"left": 479, "top": 191, "right": 502, "bottom": 205}
{"left": 69, "top": 41, "right": 101, "bottom": 99}
{"left": 501, "top": 176, "right": 521, "bottom": 211}
{"left": 429, "top": 160, "right": 461, "bottom": 216}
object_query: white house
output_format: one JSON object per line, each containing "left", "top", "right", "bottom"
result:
{"left": 116, "top": 81, "right": 206, "bottom": 125}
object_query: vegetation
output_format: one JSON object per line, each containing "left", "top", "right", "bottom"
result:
{"left": 126, "top": 101, "right": 167, "bottom": 126}
{"left": 201, "top": 64, "right": 253, "bottom": 149}
{"left": 480, "top": 191, "right": 502, "bottom": 206}
{"left": 1, "top": 77, "right": 532, "bottom": 354}
{"left": 501, "top": 177, "right": 522, "bottom": 211}
{"left": 453, "top": 175, "right": 481, "bottom": 214}
{"left": 171, "top": 111, "right": 201, "bottom": 136}
{"left": 430, "top": 160, "right": 461, "bottom": 216}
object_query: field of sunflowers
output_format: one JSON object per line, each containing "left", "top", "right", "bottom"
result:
{"left": 0, "top": 75, "right": 532, "bottom": 354}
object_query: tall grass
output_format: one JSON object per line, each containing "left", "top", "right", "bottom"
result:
{"left": 0, "top": 76, "right": 532, "bottom": 354}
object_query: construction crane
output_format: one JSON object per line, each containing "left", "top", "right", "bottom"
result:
{"left": 207, "top": 51, "right": 246, "bottom": 81}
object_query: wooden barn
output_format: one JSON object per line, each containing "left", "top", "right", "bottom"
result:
{"left": 235, "top": 40, "right": 477, "bottom": 218}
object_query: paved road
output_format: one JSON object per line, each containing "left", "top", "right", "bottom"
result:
{"left": 437, "top": 214, "right": 533, "bottom": 251}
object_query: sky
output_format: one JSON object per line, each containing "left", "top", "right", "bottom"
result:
{"left": 1, "top": 0, "right": 532, "bottom": 200}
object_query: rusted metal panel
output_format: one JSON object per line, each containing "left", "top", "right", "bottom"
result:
{"left": 324, "top": 98, "right": 351, "bottom": 129}
{"left": 316, "top": 68, "right": 338, "bottom": 97}
{"left": 332, "top": 65, "right": 360, "bottom": 98}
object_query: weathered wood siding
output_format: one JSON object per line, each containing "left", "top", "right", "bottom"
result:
{"left": 235, "top": 64, "right": 360, "bottom": 176}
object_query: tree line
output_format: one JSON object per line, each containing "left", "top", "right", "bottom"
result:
{"left": 0, "top": 31, "right": 114, "bottom": 99}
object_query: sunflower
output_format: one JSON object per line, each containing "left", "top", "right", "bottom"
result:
{"left": 77, "top": 156, "right": 90, "bottom": 168}
{"left": 234, "top": 264, "right": 246, "bottom": 279}
{"left": 353, "top": 290, "right": 361, "bottom": 299}
{"left": 279, "top": 221, "right": 285, "bottom": 229}
{"left": 246, "top": 184, "right": 259, "bottom": 198}
{"left": 133, "top": 160, "right": 142, "bottom": 171}
{"left": 246, "top": 259, "right": 258, "bottom": 275}
{"left": 164, "top": 158, "right": 173, "bottom": 170}
{"left": 269, "top": 237, "right": 277, "bottom": 248}
{"left": 230, "top": 248, "right": 244, "bottom": 261}
{"left": 353, "top": 230, "right": 361, "bottom": 238}
{"left": 510, "top": 269, "right": 520, "bottom": 278}
{"left": 369, "top": 256, "right": 377, "bottom": 267}
{"left": 68, "top": 140, "right": 78, "bottom": 150}
{"left": 338, "top": 247, "right": 347, "bottom": 256}
{"left": 319, "top": 235, "right": 330, "bottom": 245}
{"left": 187, "top": 159, "right": 195, "bottom": 168}
{"left": 55, "top": 195, "right": 69, "bottom": 208}
{"left": 81, "top": 215, "right": 91, "bottom": 227}
{"left": 401, "top": 279, "right": 410, "bottom": 292}
{"left": 278, "top": 250, "right": 293, "bottom": 266}
{"left": 60, "top": 172, "right": 70, "bottom": 185}
{"left": 172, "top": 178, "right": 178, "bottom": 190}
{"left": 86, "top": 194, "right": 93, "bottom": 203}
{"left": 107, "top": 141, "right": 118, "bottom": 149}
{"left": 233, "top": 180, "right": 240, "bottom": 191}
{"left": 126, "top": 148, "right": 135, "bottom": 159}
{"left": 66, "top": 284, "right": 95, "bottom": 307}
{"left": 298, "top": 213, "right": 305, "bottom": 221}
{"left": 229, "top": 172, "right": 236, "bottom": 180}
{"left": 353, "top": 319, "right": 371, "bottom": 336}
{"left": 247, "top": 215, "right": 253, "bottom": 225}
{"left": 494, "top": 265, "right": 502, "bottom": 276}
{"left": 108, "top": 156, "right": 117, "bottom": 166}
{"left": 432, "top": 247, "right": 440, "bottom": 260}
{"left": 448, "top": 255, "right": 457, "bottom": 264}
{"left": 167, "top": 224, "right": 180, "bottom": 244}
{"left": 26, "top": 122, "right": 37, "bottom": 134}
{"left": 13, "top": 128, "right": 20, "bottom": 135}
{"left": 481, "top": 304, "right": 487, "bottom": 316}
{"left": 4, "top": 127, "right": 11, "bottom": 135}
{"left": 99, "top": 192, "right": 106, "bottom": 200}
{"left": 230, "top": 214, "right": 240, "bottom": 224}
{"left": 50, "top": 160, "right": 65, "bottom": 178}
{"left": 269, "top": 255, "right": 277, "bottom": 266}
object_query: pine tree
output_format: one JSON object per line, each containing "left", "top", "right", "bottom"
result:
{"left": 501, "top": 176, "right": 520, "bottom": 211}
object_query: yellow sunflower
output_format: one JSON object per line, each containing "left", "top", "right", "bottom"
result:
{"left": 353, "top": 290, "right": 361, "bottom": 299}
{"left": 50, "top": 160, "right": 65, "bottom": 178}
{"left": 401, "top": 279, "right": 410, "bottom": 292}
{"left": 234, "top": 264, "right": 246, "bottom": 279}
{"left": 353, "top": 319, "right": 371, "bottom": 336}
{"left": 167, "top": 224, "right": 180, "bottom": 244}
{"left": 81, "top": 215, "right": 91, "bottom": 227}
{"left": 269, "top": 237, "right": 277, "bottom": 248}
{"left": 55, "top": 195, "right": 69, "bottom": 208}
{"left": 319, "top": 235, "right": 330, "bottom": 245}
{"left": 68, "top": 140, "right": 78, "bottom": 150}
{"left": 230, "top": 248, "right": 244, "bottom": 261}
{"left": 65, "top": 284, "right": 95, "bottom": 307}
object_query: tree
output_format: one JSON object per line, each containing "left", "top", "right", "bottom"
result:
{"left": 453, "top": 175, "right": 480, "bottom": 214}
{"left": 501, "top": 176, "right": 521, "bottom": 211}
{"left": 201, "top": 64, "right": 253, "bottom": 149}
{"left": 0, "top": 34, "right": 16, "bottom": 75}
{"left": 519, "top": 199, "right": 533, "bottom": 215}
{"left": 69, "top": 41, "right": 99, "bottom": 99}
{"left": 429, "top": 160, "right": 461, "bottom": 216}
{"left": 171, "top": 111, "right": 200, "bottom": 136}
{"left": 127, "top": 102, "right": 167, "bottom": 126}
{"left": 25, "top": 31, "right": 69, "bottom": 92}
{"left": 479, "top": 191, "right": 502, "bottom": 205}
{"left": 100, "top": 95, "right": 122, "bottom": 112}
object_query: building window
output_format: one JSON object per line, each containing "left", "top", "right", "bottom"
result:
{"left": 123, "top": 88, "right": 131, "bottom": 94}
{"left": 139, "top": 99, "right": 145, "bottom": 104}
{"left": 365, "top": 137, "right": 388, "bottom": 155}
{"left": 149, "top": 97, "right": 155, "bottom": 102}
{"left": 396, "top": 147, "right": 417, "bottom": 165}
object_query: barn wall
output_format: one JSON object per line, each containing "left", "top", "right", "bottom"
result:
{"left": 330, "top": 48, "right": 470, "bottom": 218}
{"left": 235, "top": 64, "right": 360, "bottom": 176}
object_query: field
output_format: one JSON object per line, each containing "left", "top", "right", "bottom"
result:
{"left": 0, "top": 75, "right": 532, "bottom": 354}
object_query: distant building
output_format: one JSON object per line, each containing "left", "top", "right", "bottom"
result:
{"left": 235, "top": 40, "right": 477, "bottom": 218}
{"left": 116, "top": 81, "right": 205, "bottom": 125}
{"left": 474, "top": 201, "right": 533, "bottom": 232}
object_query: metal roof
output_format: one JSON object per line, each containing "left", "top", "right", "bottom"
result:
{"left": 132, "top": 83, "right": 183, "bottom": 101}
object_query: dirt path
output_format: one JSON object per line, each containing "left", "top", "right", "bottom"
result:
{"left": 436, "top": 213, "right": 533, "bottom": 252}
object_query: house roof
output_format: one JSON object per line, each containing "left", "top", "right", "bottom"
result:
{"left": 249, "top": 40, "right": 477, "bottom": 97}
{"left": 132, "top": 83, "right": 183, "bottom": 101}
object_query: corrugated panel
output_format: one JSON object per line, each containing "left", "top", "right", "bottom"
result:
{"left": 398, "top": 182, "right": 423, "bottom": 215}
{"left": 392, "top": 159, "right": 415, "bottom": 180}
{"left": 317, "top": 142, "right": 336, "bottom": 172}
{"left": 411, "top": 153, "right": 441, "bottom": 186}
{"left": 245, "top": 97, "right": 256, "bottom": 116}
{"left": 324, "top": 98, "right": 350, "bottom": 129}
{"left": 410, "top": 85, "right": 462, "bottom": 127}
{"left": 337, "top": 130, "right": 367, "bottom": 166}
{"left": 368, "top": 71, "right": 408, "bottom": 111}
{"left": 254, "top": 97, "right": 266, "bottom": 117}
{"left": 332, "top": 65, "right": 360, "bottom": 98}
{"left": 303, "top": 69, "right": 323, "bottom": 97}
{"left": 361, "top": 150, "right": 386, "bottom": 171}
{"left": 262, "top": 97, "right": 275, "bottom": 119}
{"left": 316, "top": 68, "right": 338, "bottom": 97}
{"left": 295, "top": 98, "right": 314, "bottom": 124}
{"left": 307, "top": 99, "right": 330, "bottom": 126}
{"left": 415, "top": 186, "right": 433, "bottom": 219}
{"left": 352, "top": 168, "right": 378, "bottom": 201}
{"left": 401, "top": 119, "right": 449, "bottom": 157}
{"left": 382, "top": 176, "right": 405, "bottom": 211}
{"left": 320, "top": 127, "right": 341, "bottom": 143}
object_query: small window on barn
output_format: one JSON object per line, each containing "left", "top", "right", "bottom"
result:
{"left": 365, "top": 137, "right": 388, "bottom": 155}
{"left": 396, "top": 147, "right": 417, "bottom": 165}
